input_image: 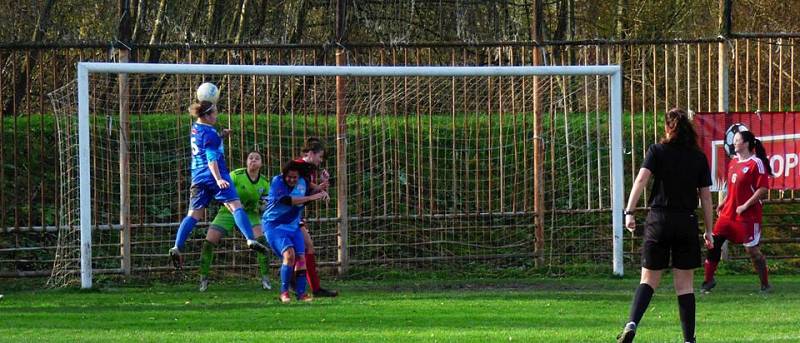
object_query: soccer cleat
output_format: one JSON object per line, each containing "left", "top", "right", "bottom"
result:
{"left": 700, "top": 279, "right": 717, "bottom": 293}
{"left": 279, "top": 292, "right": 292, "bottom": 303}
{"left": 246, "top": 239, "right": 269, "bottom": 255}
{"left": 760, "top": 284, "right": 772, "bottom": 293}
{"left": 261, "top": 275, "right": 272, "bottom": 290}
{"left": 199, "top": 276, "right": 209, "bottom": 292}
{"left": 616, "top": 322, "right": 636, "bottom": 343}
{"left": 297, "top": 293, "right": 313, "bottom": 302}
{"left": 169, "top": 246, "right": 184, "bottom": 270}
{"left": 313, "top": 288, "right": 338, "bottom": 298}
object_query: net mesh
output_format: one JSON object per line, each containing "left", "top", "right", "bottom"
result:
{"left": 47, "top": 69, "right": 615, "bottom": 287}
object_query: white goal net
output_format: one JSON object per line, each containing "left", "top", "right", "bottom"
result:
{"left": 48, "top": 63, "right": 623, "bottom": 288}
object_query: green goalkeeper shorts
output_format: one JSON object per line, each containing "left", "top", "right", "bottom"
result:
{"left": 209, "top": 210, "right": 261, "bottom": 237}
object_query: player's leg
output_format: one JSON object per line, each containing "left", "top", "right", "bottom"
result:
{"left": 267, "top": 228, "right": 295, "bottom": 303}
{"left": 170, "top": 209, "right": 204, "bottom": 268}
{"left": 198, "top": 213, "right": 230, "bottom": 291}
{"left": 671, "top": 217, "right": 702, "bottom": 343}
{"left": 175, "top": 209, "right": 205, "bottom": 250}
{"left": 301, "top": 224, "right": 338, "bottom": 297}
{"left": 702, "top": 217, "right": 731, "bottom": 292}
{"left": 744, "top": 229, "right": 770, "bottom": 291}
{"left": 618, "top": 211, "right": 667, "bottom": 343}
{"left": 618, "top": 267, "right": 662, "bottom": 343}
{"left": 633, "top": 267, "right": 663, "bottom": 320}
{"left": 171, "top": 183, "right": 212, "bottom": 268}
{"left": 673, "top": 268, "right": 696, "bottom": 343}
{"left": 198, "top": 226, "right": 225, "bottom": 291}
{"left": 290, "top": 228, "right": 310, "bottom": 301}
{"left": 252, "top": 223, "right": 272, "bottom": 290}
{"left": 220, "top": 196, "right": 267, "bottom": 254}
{"left": 279, "top": 247, "right": 296, "bottom": 303}
{"left": 214, "top": 175, "right": 261, "bottom": 247}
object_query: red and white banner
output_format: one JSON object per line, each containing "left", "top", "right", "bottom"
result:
{"left": 694, "top": 112, "right": 800, "bottom": 190}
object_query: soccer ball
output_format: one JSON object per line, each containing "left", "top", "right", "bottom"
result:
{"left": 196, "top": 82, "right": 220, "bottom": 104}
{"left": 724, "top": 123, "right": 749, "bottom": 156}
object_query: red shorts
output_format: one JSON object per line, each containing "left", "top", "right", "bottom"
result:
{"left": 713, "top": 216, "right": 762, "bottom": 247}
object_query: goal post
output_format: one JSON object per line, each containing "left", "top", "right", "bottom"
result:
{"left": 70, "top": 62, "right": 625, "bottom": 289}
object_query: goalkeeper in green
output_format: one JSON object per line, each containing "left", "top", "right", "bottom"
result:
{"left": 198, "top": 151, "right": 272, "bottom": 291}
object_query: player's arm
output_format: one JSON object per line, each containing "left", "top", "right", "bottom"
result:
{"left": 716, "top": 190, "right": 727, "bottom": 214}
{"left": 204, "top": 133, "right": 230, "bottom": 189}
{"left": 279, "top": 191, "right": 329, "bottom": 206}
{"left": 736, "top": 165, "right": 769, "bottom": 214}
{"left": 736, "top": 187, "right": 767, "bottom": 214}
{"left": 699, "top": 186, "right": 714, "bottom": 249}
{"left": 624, "top": 167, "right": 652, "bottom": 232}
{"left": 307, "top": 169, "right": 330, "bottom": 193}
{"left": 317, "top": 169, "right": 330, "bottom": 191}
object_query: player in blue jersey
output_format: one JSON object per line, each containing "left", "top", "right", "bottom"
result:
{"left": 263, "top": 160, "right": 329, "bottom": 303}
{"left": 168, "top": 100, "right": 269, "bottom": 269}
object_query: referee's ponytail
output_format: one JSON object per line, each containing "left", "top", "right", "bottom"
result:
{"left": 739, "top": 130, "right": 773, "bottom": 175}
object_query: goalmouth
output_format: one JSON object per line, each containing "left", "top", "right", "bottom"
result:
{"left": 71, "top": 62, "right": 624, "bottom": 289}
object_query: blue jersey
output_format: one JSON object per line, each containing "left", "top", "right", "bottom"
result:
{"left": 262, "top": 175, "right": 309, "bottom": 231}
{"left": 190, "top": 123, "right": 228, "bottom": 183}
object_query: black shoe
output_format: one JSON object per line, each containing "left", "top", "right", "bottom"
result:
{"left": 760, "top": 284, "right": 772, "bottom": 293}
{"left": 313, "top": 288, "right": 338, "bottom": 297}
{"left": 616, "top": 322, "right": 636, "bottom": 343}
{"left": 169, "top": 246, "right": 184, "bottom": 270}
{"left": 700, "top": 279, "right": 716, "bottom": 293}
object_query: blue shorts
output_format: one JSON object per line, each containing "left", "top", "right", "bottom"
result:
{"left": 265, "top": 227, "right": 305, "bottom": 258}
{"left": 188, "top": 174, "right": 239, "bottom": 210}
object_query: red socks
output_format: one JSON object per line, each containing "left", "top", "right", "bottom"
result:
{"left": 305, "top": 253, "right": 321, "bottom": 292}
{"left": 704, "top": 259, "right": 719, "bottom": 283}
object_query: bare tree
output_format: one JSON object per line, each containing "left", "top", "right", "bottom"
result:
{"left": 3, "top": 0, "right": 56, "bottom": 116}
{"left": 148, "top": 0, "right": 167, "bottom": 45}
{"left": 233, "top": 0, "right": 250, "bottom": 44}
{"left": 131, "top": 0, "right": 147, "bottom": 43}
{"left": 184, "top": 0, "right": 205, "bottom": 42}
{"left": 289, "top": 0, "right": 309, "bottom": 44}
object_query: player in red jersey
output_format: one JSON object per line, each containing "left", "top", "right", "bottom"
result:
{"left": 702, "top": 130, "right": 772, "bottom": 293}
{"left": 293, "top": 137, "right": 338, "bottom": 297}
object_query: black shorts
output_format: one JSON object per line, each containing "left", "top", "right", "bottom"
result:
{"left": 641, "top": 209, "right": 702, "bottom": 270}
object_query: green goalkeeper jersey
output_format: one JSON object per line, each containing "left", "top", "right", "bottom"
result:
{"left": 219, "top": 168, "right": 270, "bottom": 216}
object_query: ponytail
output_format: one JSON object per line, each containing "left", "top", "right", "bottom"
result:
{"left": 753, "top": 139, "right": 772, "bottom": 175}
{"left": 189, "top": 101, "right": 216, "bottom": 118}
{"left": 739, "top": 130, "right": 772, "bottom": 175}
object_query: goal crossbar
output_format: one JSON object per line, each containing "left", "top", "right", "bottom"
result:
{"left": 75, "top": 62, "right": 625, "bottom": 289}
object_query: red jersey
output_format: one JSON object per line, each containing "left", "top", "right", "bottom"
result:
{"left": 720, "top": 155, "right": 769, "bottom": 222}
{"left": 294, "top": 158, "right": 318, "bottom": 185}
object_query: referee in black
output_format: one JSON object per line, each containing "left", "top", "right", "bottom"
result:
{"left": 617, "top": 108, "right": 715, "bottom": 343}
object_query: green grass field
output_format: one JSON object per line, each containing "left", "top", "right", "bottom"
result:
{"left": 1, "top": 274, "right": 798, "bottom": 342}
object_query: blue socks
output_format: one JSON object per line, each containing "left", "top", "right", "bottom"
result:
{"left": 233, "top": 208, "right": 255, "bottom": 240}
{"left": 174, "top": 216, "right": 199, "bottom": 250}
{"left": 280, "top": 264, "right": 294, "bottom": 293}
{"left": 295, "top": 269, "right": 308, "bottom": 297}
